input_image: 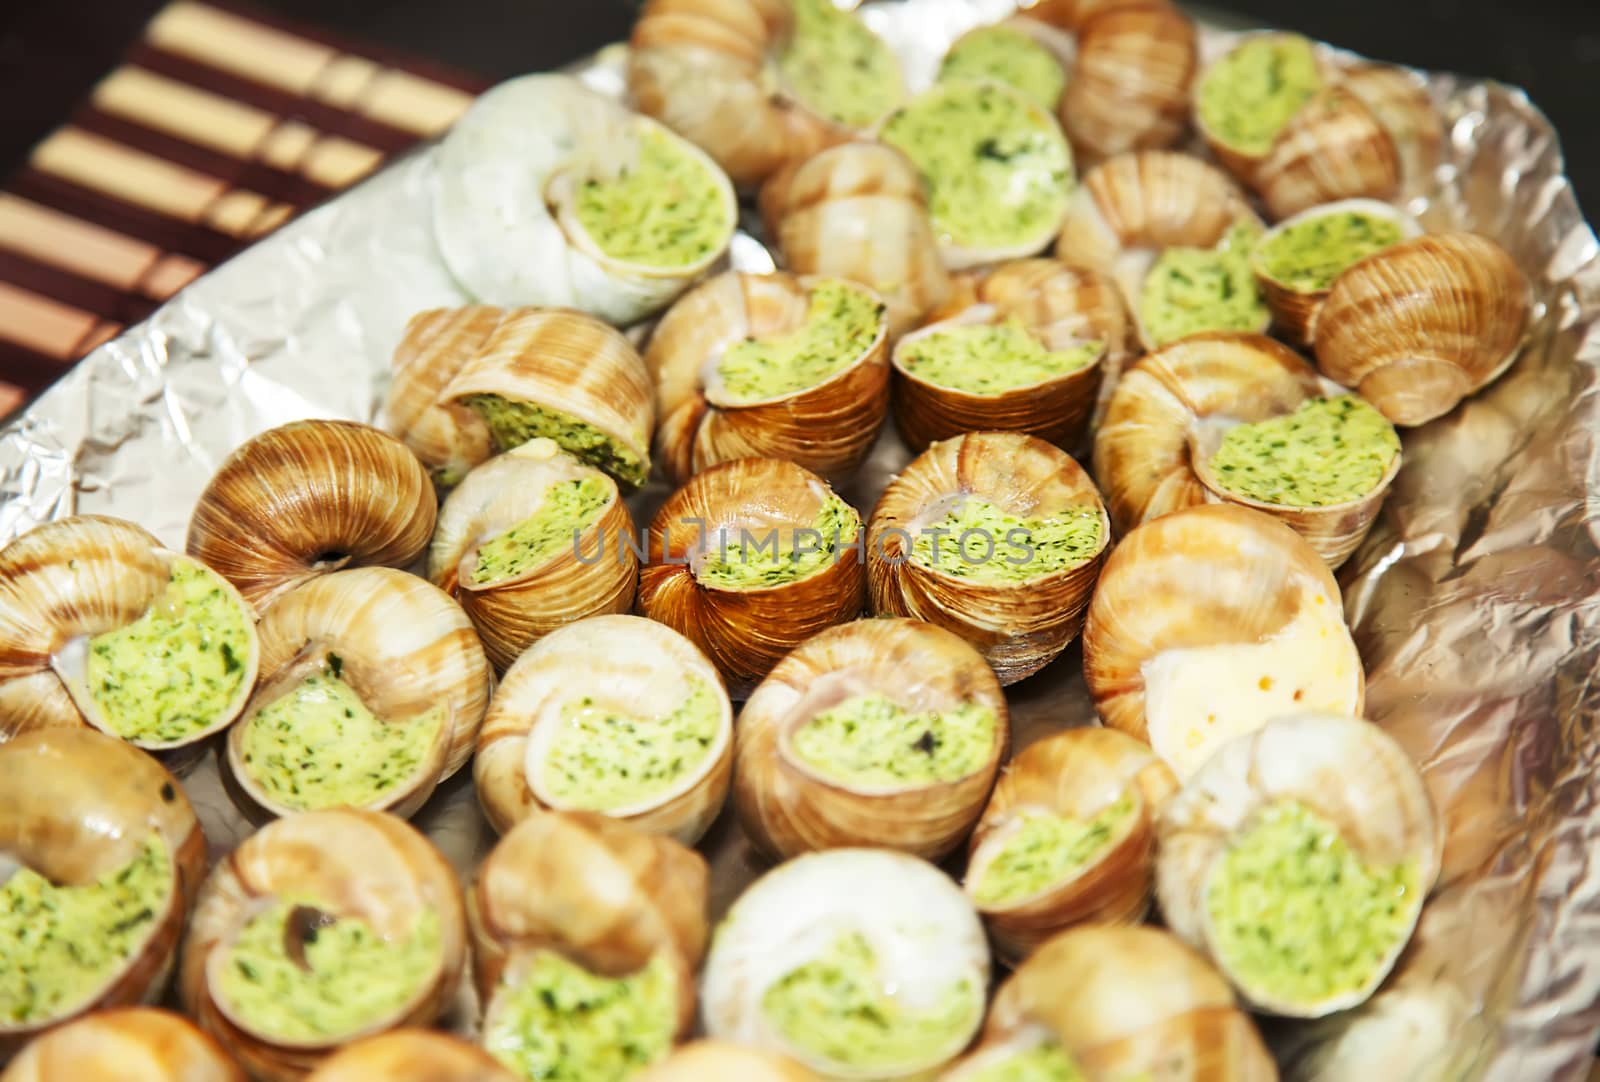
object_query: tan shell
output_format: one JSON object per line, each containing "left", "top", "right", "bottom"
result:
{"left": 468, "top": 812, "right": 708, "bottom": 1041}
{"left": 637, "top": 1041, "right": 821, "bottom": 1082}
{"left": 759, "top": 141, "right": 953, "bottom": 336}
{"left": 473, "top": 615, "right": 734, "bottom": 844}
{"left": 224, "top": 567, "right": 492, "bottom": 821}
{"left": 1094, "top": 333, "right": 1402, "bottom": 568}
{"left": 179, "top": 809, "right": 467, "bottom": 1081}
{"left": 304, "top": 1030, "right": 518, "bottom": 1082}
{"left": 947, "top": 924, "right": 1277, "bottom": 1081}
{"left": 891, "top": 261, "right": 1123, "bottom": 452}
{"left": 646, "top": 271, "right": 890, "bottom": 485}
{"left": 1054, "top": 150, "right": 1265, "bottom": 350}
{"left": 637, "top": 458, "right": 866, "bottom": 698}
{"left": 1080, "top": 504, "right": 1365, "bottom": 780}
{"left": 1, "top": 1008, "right": 244, "bottom": 1082}
{"left": 964, "top": 728, "right": 1177, "bottom": 965}
{"left": 1313, "top": 231, "right": 1532, "bottom": 426}
{"left": 0, "top": 729, "right": 205, "bottom": 1058}
{"left": 187, "top": 421, "right": 436, "bottom": 610}
{"left": 0, "top": 515, "right": 259, "bottom": 748}
{"left": 1249, "top": 199, "right": 1423, "bottom": 348}
{"left": 734, "top": 617, "right": 1008, "bottom": 862}
{"left": 428, "top": 441, "right": 638, "bottom": 671}
{"left": 421, "top": 308, "right": 656, "bottom": 488}
{"left": 385, "top": 305, "right": 502, "bottom": 486}
{"left": 867, "top": 432, "right": 1111, "bottom": 685}
{"left": 1155, "top": 714, "right": 1443, "bottom": 1017}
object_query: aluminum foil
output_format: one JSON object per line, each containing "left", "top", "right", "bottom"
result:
{"left": 3, "top": 2, "right": 1599, "bottom": 1078}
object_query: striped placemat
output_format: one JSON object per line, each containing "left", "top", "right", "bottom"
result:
{"left": 0, "top": 0, "right": 491, "bottom": 419}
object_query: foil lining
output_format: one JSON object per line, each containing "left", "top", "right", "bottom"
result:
{"left": 2, "top": 2, "right": 1599, "bottom": 1077}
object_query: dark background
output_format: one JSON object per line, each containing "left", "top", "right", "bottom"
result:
{"left": 2, "top": 0, "right": 1599, "bottom": 216}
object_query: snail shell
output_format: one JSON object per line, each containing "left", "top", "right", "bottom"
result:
{"left": 224, "top": 567, "right": 492, "bottom": 821}
{"left": 1155, "top": 714, "right": 1442, "bottom": 1017}
{"left": 1313, "top": 231, "right": 1532, "bottom": 426}
{"left": 867, "top": 432, "right": 1111, "bottom": 685}
{"left": 758, "top": 141, "right": 953, "bottom": 337}
{"left": 645, "top": 271, "right": 890, "bottom": 485}
{"left": 179, "top": 809, "right": 467, "bottom": 1082}
{"left": 468, "top": 812, "right": 708, "bottom": 1066}
{"left": 1080, "top": 504, "right": 1365, "bottom": 780}
{"left": 385, "top": 305, "right": 502, "bottom": 487}
{"left": 1, "top": 1008, "right": 244, "bottom": 1082}
{"left": 638, "top": 1041, "right": 821, "bottom": 1082}
{"left": 473, "top": 615, "right": 734, "bottom": 844}
{"left": 430, "top": 73, "right": 737, "bottom": 324}
{"left": 637, "top": 458, "right": 866, "bottom": 698}
{"left": 964, "top": 728, "right": 1177, "bottom": 965}
{"left": 305, "top": 1030, "right": 517, "bottom": 1082}
{"left": 428, "top": 441, "right": 638, "bottom": 671}
{"left": 1054, "top": 150, "right": 1265, "bottom": 350}
{"left": 733, "top": 617, "right": 1008, "bottom": 862}
{"left": 187, "top": 421, "right": 435, "bottom": 611}
{"left": 702, "top": 848, "right": 989, "bottom": 1080}
{"left": 0, "top": 729, "right": 204, "bottom": 1058}
{"left": 891, "top": 260, "right": 1123, "bottom": 452}
{"left": 945, "top": 924, "right": 1277, "bottom": 1081}
{"left": 406, "top": 307, "right": 656, "bottom": 491}
{"left": 0, "top": 516, "right": 259, "bottom": 749}
{"left": 1094, "top": 333, "right": 1401, "bottom": 568}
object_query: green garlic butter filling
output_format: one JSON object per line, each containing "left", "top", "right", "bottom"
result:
{"left": 462, "top": 394, "right": 647, "bottom": 489}
{"left": 1197, "top": 35, "right": 1323, "bottom": 155}
{"left": 0, "top": 835, "right": 170, "bottom": 1024}
{"left": 695, "top": 493, "right": 859, "bottom": 590}
{"left": 899, "top": 319, "right": 1100, "bottom": 395}
{"left": 1206, "top": 801, "right": 1419, "bottom": 1006}
{"left": 217, "top": 899, "right": 441, "bottom": 1044}
{"left": 964, "top": 1040, "right": 1086, "bottom": 1082}
{"left": 880, "top": 81, "right": 1072, "bottom": 252}
{"left": 716, "top": 280, "right": 884, "bottom": 403}
{"left": 238, "top": 668, "right": 444, "bottom": 811}
{"left": 1208, "top": 395, "right": 1400, "bottom": 507}
{"left": 484, "top": 951, "right": 676, "bottom": 1082}
{"left": 790, "top": 692, "right": 995, "bottom": 789}
{"left": 1138, "top": 222, "right": 1268, "bottom": 346}
{"left": 939, "top": 26, "right": 1066, "bottom": 111}
{"left": 542, "top": 677, "right": 722, "bottom": 812}
{"left": 573, "top": 128, "right": 730, "bottom": 269}
{"left": 911, "top": 497, "right": 1102, "bottom": 585}
{"left": 472, "top": 476, "right": 613, "bottom": 586}
{"left": 85, "top": 556, "right": 251, "bottom": 744}
{"left": 778, "top": 0, "right": 904, "bottom": 129}
{"left": 972, "top": 795, "right": 1137, "bottom": 907}
{"left": 762, "top": 932, "right": 981, "bottom": 1072}
{"left": 1253, "top": 210, "right": 1406, "bottom": 292}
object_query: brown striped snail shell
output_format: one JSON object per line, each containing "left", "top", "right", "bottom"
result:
{"left": 179, "top": 809, "right": 467, "bottom": 1082}
{"left": 867, "top": 432, "right": 1111, "bottom": 685}
{"left": 733, "top": 617, "right": 1008, "bottom": 862}
{"left": 645, "top": 271, "right": 890, "bottom": 485}
{"left": 187, "top": 420, "right": 435, "bottom": 611}
{"left": 305, "top": 1030, "right": 518, "bottom": 1082}
{"left": 428, "top": 440, "right": 638, "bottom": 671}
{"left": 1094, "top": 333, "right": 1402, "bottom": 568}
{"left": 637, "top": 458, "right": 866, "bottom": 698}
{"left": 0, "top": 729, "right": 206, "bottom": 1059}
{"left": 891, "top": 260, "right": 1124, "bottom": 453}
{"left": 945, "top": 924, "right": 1278, "bottom": 1081}
{"left": 1081, "top": 504, "right": 1365, "bottom": 780}
{"left": 0, "top": 515, "right": 259, "bottom": 750}
{"left": 964, "top": 728, "right": 1177, "bottom": 966}
{"left": 638, "top": 1041, "right": 820, "bottom": 1082}
{"left": 1313, "top": 231, "right": 1532, "bottom": 426}
{"left": 1, "top": 1008, "right": 244, "bottom": 1082}
{"left": 385, "top": 305, "right": 504, "bottom": 488}
{"left": 758, "top": 141, "right": 953, "bottom": 337}
{"left": 473, "top": 615, "right": 734, "bottom": 845}
{"left": 224, "top": 567, "right": 492, "bottom": 821}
